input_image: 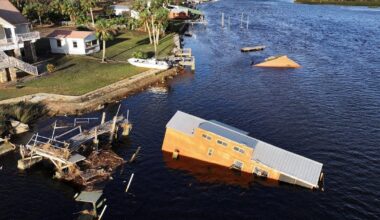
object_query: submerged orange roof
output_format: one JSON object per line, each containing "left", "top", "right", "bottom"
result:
{"left": 255, "top": 55, "right": 301, "bottom": 68}
{"left": 46, "top": 30, "right": 94, "bottom": 39}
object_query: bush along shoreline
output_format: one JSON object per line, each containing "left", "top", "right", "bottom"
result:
{"left": 0, "top": 102, "right": 46, "bottom": 137}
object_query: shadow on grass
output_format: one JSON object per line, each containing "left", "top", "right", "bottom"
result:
{"left": 106, "top": 37, "right": 131, "bottom": 48}
{"left": 55, "top": 63, "right": 76, "bottom": 72}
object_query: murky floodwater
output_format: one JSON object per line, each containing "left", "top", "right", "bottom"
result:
{"left": 1, "top": 0, "right": 380, "bottom": 219}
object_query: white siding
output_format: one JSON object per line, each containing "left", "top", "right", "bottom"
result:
{"left": 49, "top": 33, "right": 99, "bottom": 55}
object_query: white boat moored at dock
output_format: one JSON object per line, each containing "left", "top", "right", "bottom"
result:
{"left": 128, "top": 58, "right": 170, "bottom": 70}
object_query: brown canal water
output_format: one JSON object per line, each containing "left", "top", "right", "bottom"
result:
{"left": 1, "top": 0, "right": 380, "bottom": 219}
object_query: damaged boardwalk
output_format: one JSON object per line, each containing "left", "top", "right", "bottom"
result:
{"left": 18, "top": 109, "right": 132, "bottom": 188}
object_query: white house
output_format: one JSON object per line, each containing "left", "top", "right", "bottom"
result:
{"left": 0, "top": 0, "right": 40, "bottom": 82}
{"left": 110, "top": 5, "right": 130, "bottom": 16}
{"left": 46, "top": 30, "right": 100, "bottom": 55}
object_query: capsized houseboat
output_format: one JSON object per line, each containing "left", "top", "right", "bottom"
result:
{"left": 162, "top": 111, "right": 324, "bottom": 189}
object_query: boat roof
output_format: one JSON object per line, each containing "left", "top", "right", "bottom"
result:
{"left": 166, "top": 111, "right": 205, "bottom": 136}
{"left": 199, "top": 121, "right": 258, "bottom": 149}
{"left": 75, "top": 191, "right": 103, "bottom": 203}
{"left": 166, "top": 111, "right": 323, "bottom": 187}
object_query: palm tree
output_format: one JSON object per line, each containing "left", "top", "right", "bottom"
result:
{"left": 80, "top": 0, "right": 97, "bottom": 27}
{"left": 95, "top": 19, "right": 116, "bottom": 63}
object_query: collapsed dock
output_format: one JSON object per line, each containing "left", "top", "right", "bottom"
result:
{"left": 17, "top": 109, "right": 132, "bottom": 188}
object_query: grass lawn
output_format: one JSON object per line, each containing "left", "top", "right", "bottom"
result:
{"left": 0, "top": 31, "right": 175, "bottom": 101}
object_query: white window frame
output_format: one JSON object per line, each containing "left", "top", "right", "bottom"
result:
{"left": 207, "top": 148, "right": 214, "bottom": 156}
{"left": 202, "top": 134, "right": 212, "bottom": 141}
{"left": 217, "top": 140, "right": 227, "bottom": 147}
{"left": 233, "top": 160, "right": 244, "bottom": 169}
{"left": 233, "top": 146, "right": 245, "bottom": 154}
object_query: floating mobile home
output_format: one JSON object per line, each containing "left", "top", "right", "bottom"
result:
{"left": 162, "top": 111, "right": 324, "bottom": 189}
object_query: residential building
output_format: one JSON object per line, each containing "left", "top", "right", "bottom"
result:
{"left": 46, "top": 30, "right": 100, "bottom": 55}
{"left": 0, "top": 0, "right": 40, "bottom": 82}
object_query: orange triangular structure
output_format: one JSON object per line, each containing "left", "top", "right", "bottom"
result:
{"left": 255, "top": 55, "right": 301, "bottom": 68}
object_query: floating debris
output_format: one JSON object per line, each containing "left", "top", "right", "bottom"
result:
{"left": 254, "top": 55, "right": 301, "bottom": 68}
{"left": 17, "top": 108, "right": 133, "bottom": 188}
{"left": 241, "top": 45, "right": 265, "bottom": 52}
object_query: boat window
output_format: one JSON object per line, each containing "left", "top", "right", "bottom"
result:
{"left": 202, "top": 134, "right": 212, "bottom": 140}
{"left": 207, "top": 148, "right": 214, "bottom": 156}
{"left": 217, "top": 140, "right": 227, "bottom": 147}
{"left": 233, "top": 160, "right": 244, "bottom": 170}
{"left": 92, "top": 40, "right": 98, "bottom": 46}
{"left": 233, "top": 146, "right": 245, "bottom": 154}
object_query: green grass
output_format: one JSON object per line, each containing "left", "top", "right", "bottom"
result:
{"left": 0, "top": 31, "right": 175, "bottom": 101}
{"left": 91, "top": 31, "right": 175, "bottom": 60}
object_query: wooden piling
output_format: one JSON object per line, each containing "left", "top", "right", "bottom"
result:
{"left": 101, "top": 112, "right": 106, "bottom": 124}
{"left": 221, "top": 12, "right": 224, "bottom": 28}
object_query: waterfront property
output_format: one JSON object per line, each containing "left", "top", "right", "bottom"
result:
{"left": 162, "top": 111, "right": 324, "bottom": 189}
{"left": 0, "top": 0, "right": 40, "bottom": 82}
{"left": 110, "top": 5, "right": 131, "bottom": 16}
{"left": 46, "top": 30, "right": 100, "bottom": 55}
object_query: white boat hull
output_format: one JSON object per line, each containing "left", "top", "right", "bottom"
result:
{"left": 128, "top": 58, "right": 170, "bottom": 70}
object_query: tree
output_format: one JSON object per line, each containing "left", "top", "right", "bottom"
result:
{"left": 150, "top": 7, "right": 168, "bottom": 57}
{"left": 22, "top": 1, "right": 49, "bottom": 26}
{"left": 133, "top": 0, "right": 169, "bottom": 56}
{"left": 80, "top": 0, "right": 97, "bottom": 27}
{"left": 50, "top": 0, "right": 82, "bottom": 23}
{"left": 95, "top": 19, "right": 116, "bottom": 63}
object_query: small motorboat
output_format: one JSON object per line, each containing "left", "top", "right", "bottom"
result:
{"left": 128, "top": 58, "right": 170, "bottom": 70}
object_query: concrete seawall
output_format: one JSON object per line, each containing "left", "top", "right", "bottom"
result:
{"left": 0, "top": 68, "right": 179, "bottom": 115}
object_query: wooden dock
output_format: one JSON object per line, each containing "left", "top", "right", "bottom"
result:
{"left": 241, "top": 45, "right": 266, "bottom": 52}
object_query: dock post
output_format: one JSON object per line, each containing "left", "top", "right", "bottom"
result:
{"left": 240, "top": 12, "right": 244, "bottom": 28}
{"left": 93, "top": 127, "right": 99, "bottom": 151}
{"left": 246, "top": 15, "right": 249, "bottom": 29}
{"left": 221, "top": 12, "right": 224, "bottom": 28}
{"left": 101, "top": 112, "right": 106, "bottom": 124}
{"left": 109, "top": 116, "right": 117, "bottom": 143}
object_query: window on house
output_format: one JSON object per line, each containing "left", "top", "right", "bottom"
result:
{"left": 202, "top": 134, "right": 212, "bottom": 140}
{"left": 56, "top": 39, "right": 62, "bottom": 47}
{"left": 207, "top": 148, "right": 214, "bottom": 156}
{"left": 254, "top": 167, "right": 268, "bottom": 178}
{"left": 217, "top": 140, "right": 227, "bottom": 147}
{"left": 233, "top": 146, "right": 245, "bottom": 154}
{"left": 73, "top": 41, "right": 78, "bottom": 48}
{"left": 233, "top": 160, "right": 244, "bottom": 170}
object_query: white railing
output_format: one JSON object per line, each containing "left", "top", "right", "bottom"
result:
{"left": 16, "top": 31, "right": 40, "bottom": 41}
{"left": 0, "top": 51, "right": 38, "bottom": 75}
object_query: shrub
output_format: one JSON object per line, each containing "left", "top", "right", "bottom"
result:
{"left": 132, "top": 51, "right": 148, "bottom": 59}
{"left": 46, "top": 63, "right": 56, "bottom": 73}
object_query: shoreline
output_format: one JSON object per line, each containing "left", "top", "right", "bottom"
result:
{"left": 0, "top": 67, "right": 180, "bottom": 115}
{"left": 295, "top": 0, "right": 380, "bottom": 7}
